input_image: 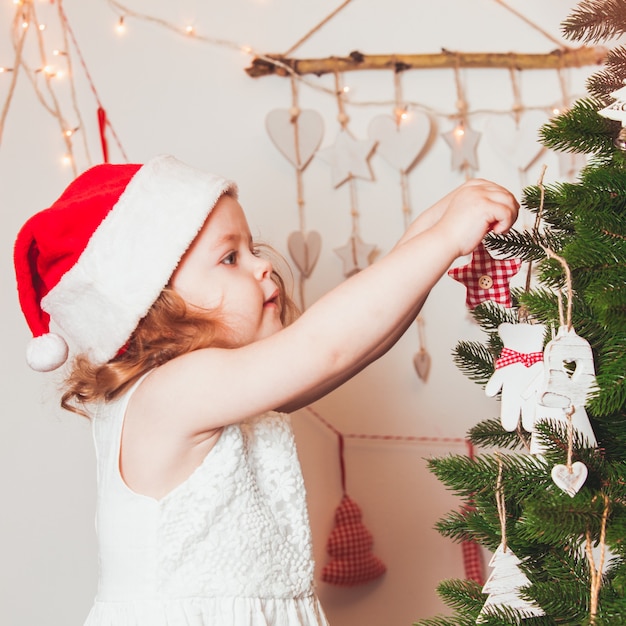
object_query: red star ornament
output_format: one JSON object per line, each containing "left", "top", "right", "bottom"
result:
{"left": 447, "top": 242, "right": 522, "bottom": 309}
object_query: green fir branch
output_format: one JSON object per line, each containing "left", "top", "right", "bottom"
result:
{"left": 562, "top": 0, "right": 626, "bottom": 43}
{"left": 539, "top": 98, "right": 616, "bottom": 156}
{"left": 468, "top": 418, "right": 527, "bottom": 451}
{"left": 587, "top": 46, "right": 626, "bottom": 101}
{"left": 453, "top": 341, "right": 495, "bottom": 386}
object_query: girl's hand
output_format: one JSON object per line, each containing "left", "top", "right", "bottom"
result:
{"left": 431, "top": 179, "right": 519, "bottom": 257}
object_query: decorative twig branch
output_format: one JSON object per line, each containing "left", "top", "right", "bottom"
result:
{"left": 246, "top": 46, "right": 608, "bottom": 78}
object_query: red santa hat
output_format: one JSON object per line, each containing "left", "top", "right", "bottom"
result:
{"left": 14, "top": 154, "right": 236, "bottom": 372}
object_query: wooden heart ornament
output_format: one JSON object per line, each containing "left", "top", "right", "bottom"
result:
{"left": 266, "top": 109, "right": 324, "bottom": 171}
{"left": 551, "top": 461, "right": 588, "bottom": 497}
{"left": 287, "top": 231, "right": 322, "bottom": 278}
{"left": 486, "top": 111, "right": 549, "bottom": 171}
{"left": 368, "top": 111, "right": 433, "bottom": 173}
{"left": 413, "top": 349, "right": 431, "bottom": 382}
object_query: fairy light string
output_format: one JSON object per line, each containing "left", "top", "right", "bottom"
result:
{"left": 3, "top": 0, "right": 602, "bottom": 173}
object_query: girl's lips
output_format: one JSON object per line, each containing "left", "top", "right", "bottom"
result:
{"left": 264, "top": 290, "right": 280, "bottom": 307}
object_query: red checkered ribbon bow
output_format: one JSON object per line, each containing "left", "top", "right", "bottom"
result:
{"left": 495, "top": 347, "right": 543, "bottom": 369}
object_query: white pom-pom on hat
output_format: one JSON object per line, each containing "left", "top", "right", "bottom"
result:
{"left": 26, "top": 333, "right": 69, "bottom": 372}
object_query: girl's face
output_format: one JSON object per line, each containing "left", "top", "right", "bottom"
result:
{"left": 171, "top": 194, "right": 283, "bottom": 347}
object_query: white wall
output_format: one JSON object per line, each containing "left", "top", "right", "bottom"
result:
{"left": 0, "top": 1, "right": 596, "bottom": 625}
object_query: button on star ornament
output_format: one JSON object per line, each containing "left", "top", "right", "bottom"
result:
{"left": 442, "top": 123, "right": 481, "bottom": 172}
{"left": 317, "top": 130, "right": 377, "bottom": 188}
{"left": 448, "top": 242, "right": 522, "bottom": 309}
{"left": 334, "top": 234, "right": 377, "bottom": 277}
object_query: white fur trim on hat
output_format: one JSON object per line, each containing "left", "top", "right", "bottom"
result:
{"left": 40, "top": 155, "right": 236, "bottom": 366}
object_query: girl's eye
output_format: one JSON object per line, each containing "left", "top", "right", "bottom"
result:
{"left": 222, "top": 251, "right": 237, "bottom": 265}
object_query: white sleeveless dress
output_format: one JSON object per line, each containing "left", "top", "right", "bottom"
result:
{"left": 83, "top": 379, "right": 329, "bottom": 625}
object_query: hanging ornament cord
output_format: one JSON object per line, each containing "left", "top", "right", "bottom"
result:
{"left": 491, "top": 0, "right": 569, "bottom": 48}
{"left": 564, "top": 406, "right": 576, "bottom": 473}
{"left": 334, "top": 71, "right": 362, "bottom": 245}
{"left": 495, "top": 453, "right": 508, "bottom": 552}
{"left": 585, "top": 494, "right": 610, "bottom": 624}
{"left": 290, "top": 75, "right": 309, "bottom": 309}
{"left": 452, "top": 57, "right": 472, "bottom": 181}
{"left": 282, "top": 0, "right": 355, "bottom": 57}
{"left": 393, "top": 68, "right": 413, "bottom": 230}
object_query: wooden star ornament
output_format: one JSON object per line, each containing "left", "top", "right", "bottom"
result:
{"left": 442, "top": 123, "right": 481, "bottom": 171}
{"left": 317, "top": 130, "right": 377, "bottom": 187}
{"left": 448, "top": 242, "right": 521, "bottom": 309}
{"left": 334, "top": 234, "right": 377, "bottom": 277}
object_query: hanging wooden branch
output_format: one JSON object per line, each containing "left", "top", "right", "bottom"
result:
{"left": 246, "top": 45, "right": 607, "bottom": 78}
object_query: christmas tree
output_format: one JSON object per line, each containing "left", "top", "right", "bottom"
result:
{"left": 415, "top": 2, "right": 626, "bottom": 625}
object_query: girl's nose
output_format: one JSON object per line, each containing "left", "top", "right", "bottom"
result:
{"left": 253, "top": 253, "right": 273, "bottom": 280}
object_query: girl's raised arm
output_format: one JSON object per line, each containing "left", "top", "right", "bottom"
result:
{"left": 139, "top": 178, "right": 518, "bottom": 435}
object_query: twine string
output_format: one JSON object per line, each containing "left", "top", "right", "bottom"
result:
{"left": 585, "top": 494, "right": 610, "bottom": 624}
{"left": 495, "top": 453, "right": 508, "bottom": 552}
{"left": 283, "top": 0, "right": 355, "bottom": 57}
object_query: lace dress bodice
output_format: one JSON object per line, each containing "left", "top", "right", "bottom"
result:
{"left": 83, "top": 380, "right": 328, "bottom": 625}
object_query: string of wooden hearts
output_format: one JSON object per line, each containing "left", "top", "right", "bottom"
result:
{"left": 266, "top": 76, "right": 323, "bottom": 309}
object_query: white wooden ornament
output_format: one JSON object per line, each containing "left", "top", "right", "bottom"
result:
{"left": 551, "top": 461, "right": 588, "bottom": 497}
{"left": 413, "top": 349, "right": 431, "bottom": 382}
{"left": 485, "top": 322, "right": 546, "bottom": 432}
{"left": 539, "top": 325, "right": 597, "bottom": 409}
{"left": 287, "top": 230, "right": 322, "bottom": 278}
{"left": 485, "top": 111, "right": 549, "bottom": 171}
{"left": 334, "top": 234, "right": 376, "bottom": 277}
{"left": 317, "top": 131, "right": 377, "bottom": 187}
{"left": 442, "top": 125, "right": 481, "bottom": 171}
{"left": 367, "top": 112, "right": 433, "bottom": 172}
{"left": 477, "top": 543, "right": 545, "bottom": 623}
{"left": 265, "top": 109, "right": 324, "bottom": 170}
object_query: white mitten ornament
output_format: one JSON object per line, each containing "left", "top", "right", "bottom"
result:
{"left": 485, "top": 323, "right": 546, "bottom": 432}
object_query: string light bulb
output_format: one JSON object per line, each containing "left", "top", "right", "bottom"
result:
{"left": 185, "top": 25, "right": 195, "bottom": 36}
{"left": 61, "top": 154, "right": 73, "bottom": 166}
{"left": 115, "top": 16, "right": 126, "bottom": 35}
{"left": 454, "top": 124, "right": 465, "bottom": 138}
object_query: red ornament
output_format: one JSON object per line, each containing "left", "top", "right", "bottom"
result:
{"left": 321, "top": 433, "right": 386, "bottom": 586}
{"left": 321, "top": 494, "right": 387, "bottom": 586}
{"left": 448, "top": 242, "right": 521, "bottom": 309}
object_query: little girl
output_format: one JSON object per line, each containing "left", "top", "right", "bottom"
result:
{"left": 14, "top": 154, "right": 518, "bottom": 625}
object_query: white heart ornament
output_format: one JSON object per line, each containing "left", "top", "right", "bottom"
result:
{"left": 266, "top": 109, "right": 324, "bottom": 170}
{"left": 413, "top": 349, "right": 431, "bottom": 382}
{"left": 486, "top": 111, "right": 549, "bottom": 171}
{"left": 287, "top": 231, "right": 322, "bottom": 278}
{"left": 551, "top": 461, "right": 588, "bottom": 497}
{"left": 368, "top": 112, "right": 433, "bottom": 172}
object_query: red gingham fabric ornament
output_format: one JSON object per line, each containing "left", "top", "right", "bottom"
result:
{"left": 447, "top": 242, "right": 521, "bottom": 309}
{"left": 321, "top": 433, "right": 386, "bottom": 586}
{"left": 321, "top": 494, "right": 386, "bottom": 586}
{"left": 461, "top": 442, "right": 484, "bottom": 585}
